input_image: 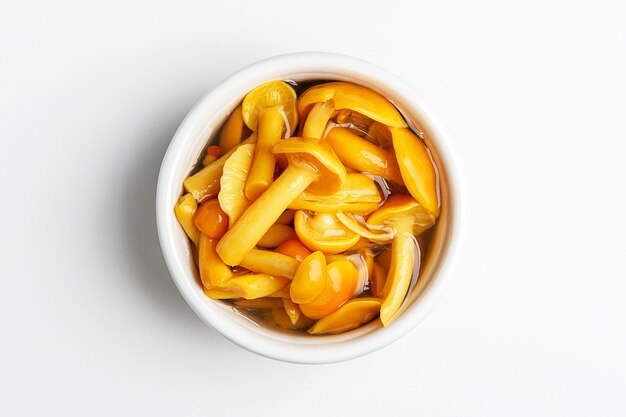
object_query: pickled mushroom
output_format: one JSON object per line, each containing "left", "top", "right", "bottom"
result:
{"left": 288, "top": 173, "right": 382, "bottom": 214}
{"left": 308, "top": 298, "right": 382, "bottom": 335}
{"left": 300, "top": 260, "right": 358, "bottom": 320}
{"left": 367, "top": 195, "right": 434, "bottom": 325}
{"left": 216, "top": 137, "right": 346, "bottom": 266}
{"left": 239, "top": 249, "right": 300, "bottom": 279}
{"left": 174, "top": 193, "right": 199, "bottom": 244}
{"left": 391, "top": 127, "right": 440, "bottom": 216}
{"left": 325, "top": 127, "right": 403, "bottom": 184}
{"left": 218, "top": 143, "right": 254, "bottom": 225}
{"left": 218, "top": 104, "right": 248, "bottom": 152}
{"left": 225, "top": 274, "right": 290, "bottom": 300}
{"left": 294, "top": 211, "right": 360, "bottom": 254}
{"left": 183, "top": 134, "right": 256, "bottom": 202}
{"left": 242, "top": 81, "right": 298, "bottom": 201}
{"left": 175, "top": 79, "right": 442, "bottom": 336}
{"left": 290, "top": 251, "right": 327, "bottom": 304}
{"left": 297, "top": 82, "right": 408, "bottom": 141}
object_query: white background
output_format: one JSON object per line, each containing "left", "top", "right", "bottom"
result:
{"left": 2, "top": 1, "right": 625, "bottom": 415}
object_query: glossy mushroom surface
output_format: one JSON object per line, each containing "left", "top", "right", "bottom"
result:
{"left": 174, "top": 79, "right": 442, "bottom": 335}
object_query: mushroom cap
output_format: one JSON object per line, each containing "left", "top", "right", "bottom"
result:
{"left": 299, "top": 260, "right": 358, "bottom": 320}
{"left": 273, "top": 137, "right": 347, "bottom": 195}
{"left": 294, "top": 211, "right": 360, "bottom": 255}
{"left": 218, "top": 143, "right": 254, "bottom": 225}
{"left": 290, "top": 251, "right": 328, "bottom": 305}
{"left": 241, "top": 80, "right": 298, "bottom": 132}
{"left": 297, "top": 81, "right": 407, "bottom": 128}
{"left": 307, "top": 297, "right": 382, "bottom": 335}
{"left": 367, "top": 194, "right": 436, "bottom": 235}
{"left": 289, "top": 173, "right": 382, "bottom": 214}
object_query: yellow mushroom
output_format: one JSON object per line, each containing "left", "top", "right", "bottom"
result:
{"left": 239, "top": 248, "right": 300, "bottom": 279}
{"left": 289, "top": 173, "right": 382, "bottom": 214}
{"left": 275, "top": 239, "right": 311, "bottom": 262}
{"left": 325, "top": 127, "right": 404, "bottom": 184}
{"left": 194, "top": 198, "right": 228, "bottom": 239}
{"left": 300, "top": 260, "right": 358, "bottom": 320}
{"left": 218, "top": 143, "right": 254, "bottom": 225}
{"left": 297, "top": 82, "right": 407, "bottom": 140}
{"left": 301, "top": 100, "right": 335, "bottom": 139}
{"left": 282, "top": 298, "right": 301, "bottom": 325}
{"left": 242, "top": 81, "right": 298, "bottom": 201}
{"left": 183, "top": 134, "right": 256, "bottom": 202}
{"left": 308, "top": 297, "right": 381, "bottom": 335}
{"left": 198, "top": 233, "right": 233, "bottom": 288}
{"left": 225, "top": 274, "right": 290, "bottom": 300}
{"left": 219, "top": 104, "right": 249, "bottom": 152}
{"left": 367, "top": 195, "right": 435, "bottom": 325}
{"left": 173, "top": 193, "right": 199, "bottom": 244}
{"left": 391, "top": 127, "right": 440, "bottom": 216}
{"left": 326, "top": 247, "right": 374, "bottom": 297}
{"left": 290, "top": 251, "right": 327, "bottom": 304}
{"left": 258, "top": 224, "right": 297, "bottom": 248}
{"left": 216, "top": 137, "right": 346, "bottom": 266}
{"left": 294, "top": 211, "right": 360, "bottom": 255}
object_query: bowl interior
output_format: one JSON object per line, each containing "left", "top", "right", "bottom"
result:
{"left": 157, "top": 54, "right": 461, "bottom": 363}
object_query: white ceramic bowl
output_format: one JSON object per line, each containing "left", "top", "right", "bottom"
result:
{"left": 156, "top": 52, "right": 465, "bottom": 364}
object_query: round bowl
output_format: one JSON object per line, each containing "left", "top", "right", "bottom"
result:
{"left": 156, "top": 52, "right": 465, "bottom": 364}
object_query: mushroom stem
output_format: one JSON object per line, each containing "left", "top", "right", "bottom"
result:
{"left": 219, "top": 104, "right": 246, "bottom": 152}
{"left": 379, "top": 215, "right": 417, "bottom": 325}
{"left": 174, "top": 193, "right": 199, "bottom": 244}
{"left": 225, "top": 274, "right": 290, "bottom": 300}
{"left": 198, "top": 233, "right": 233, "bottom": 288}
{"left": 240, "top": 248, "right": 300, "bottom": 279}
{"left": 216, "top": 165, "right": 318, "bottom": 266}
{"left": 184, "top": 134, "right": 256, "bottom": 202}
{"left": 302, "top": 102, "right": 335, "bottom": 139}
{"left": 244, "top": 108, "right": 284, "bottom": 201}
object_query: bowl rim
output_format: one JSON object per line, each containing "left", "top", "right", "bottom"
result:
{"left": 156, "top": 52, "right": 466, "bottom": 364}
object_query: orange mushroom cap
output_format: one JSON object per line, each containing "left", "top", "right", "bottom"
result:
{"left": 297, "top": 82, "right": 407, "bottom": 128}
{"left": 273, "top": 137, "right": 347, "bottom": 195}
